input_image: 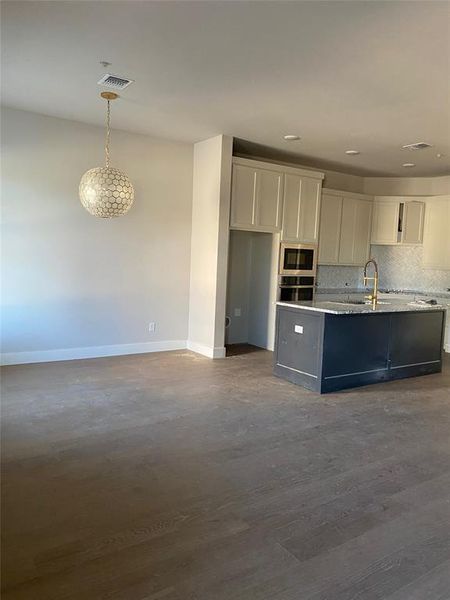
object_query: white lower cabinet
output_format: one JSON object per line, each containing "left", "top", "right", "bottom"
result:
{"left": 318, "top": 190, "right": 373, "bottom": 266}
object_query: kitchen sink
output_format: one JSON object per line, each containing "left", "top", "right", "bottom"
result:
{"left": 329, "top": 300, "right": 391, "bottom": 306}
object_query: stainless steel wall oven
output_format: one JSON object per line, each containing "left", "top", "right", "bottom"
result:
{"left": 279, "top": 243, "right": 317, "bottom": 276}
{"left": 278, "top": 276, "right": 315, "bottom": 302}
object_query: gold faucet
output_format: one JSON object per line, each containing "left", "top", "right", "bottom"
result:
{"left": 364, "top": 258, "right": 379, "bottom": 309}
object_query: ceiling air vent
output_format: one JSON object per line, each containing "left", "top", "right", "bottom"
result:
{"left": 97, "top": 74, "right": 134, "bottom": 90}
{"left": 402, "top": 142, "right": 432, "bottom": 150}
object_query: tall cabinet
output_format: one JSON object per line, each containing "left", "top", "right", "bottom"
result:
{"left": 228, "top": 158, "right": 324, "bottom": 353}
{"left": 318, "top": 190, "right": 373, "bottom": 266}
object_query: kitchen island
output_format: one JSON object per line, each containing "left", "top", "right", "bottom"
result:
{"left": 274, "top": 300, "right": 446, "bottom": 393}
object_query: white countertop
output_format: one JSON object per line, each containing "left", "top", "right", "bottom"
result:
{"left": 315, "top": 288, "right": 450, "bottom": 300}
{"left": 277, "top": 299, "right": 449, "bottom": 315}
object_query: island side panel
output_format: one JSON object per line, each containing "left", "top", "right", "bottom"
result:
{"left": 321, "top": 313, "right": 391, "bottom": 392}
{"left": 388, "top": 310, "right": 444, "bottom": 378}
{"left": 273, "top": 306, "right": 325, "bottom": 392}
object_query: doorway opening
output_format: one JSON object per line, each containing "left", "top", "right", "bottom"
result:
{"left": 225, "top": 230, "right": 279, "bottom": 356}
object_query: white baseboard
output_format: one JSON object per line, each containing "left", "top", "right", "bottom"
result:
{"left": 0, "top": 340, "right": 187, "bottom": 366}
{"left": 5, "top": 338, "right": 445, "bottom": 366}
{"left": 187, "top": 340, "right": 226, "bottom": 359}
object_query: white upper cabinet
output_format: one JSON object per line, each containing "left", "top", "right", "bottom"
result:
{"left": 230, "top": 158, "right": 324, "bottom": 236}
{"left": 282, "top": 174, "right": 321, "bottom": 243}
{"left": 371, "top": 197, "right": 425, "bottom": 245}
{"left": 255, "top": 169, "right": 283, "bottom": 231}
{"left": 230, "top": 162, "right": 282, "bottom": 232}
{"left": 371, "top": 199, "right": 400, "bottom": 244}
{"left": 318, "top": 193, "right": 342, "bottom": 264}
{"left": 339, "top": 197, "right": 373, "bottom": 265}
{"left": 422, "top": 196, "right": 450, "bottom": 270}
{"left": 402, "top": 201, "right": 425, "bottom": 244}
{"left": 318, "top": 190, "right": 373, "bottom": 266}
{"left": 230, "top": 164, "right": 255, "bottom": 229}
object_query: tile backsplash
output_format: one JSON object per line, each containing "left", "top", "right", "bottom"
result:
{"left": 317, "top": 265, "right": 363, "bottom": 290}
{"left": 317, "top": 245, "right": 450, "bottom": 293}
{"left": 370, "top": 245, "right": 450, "bottom": 293}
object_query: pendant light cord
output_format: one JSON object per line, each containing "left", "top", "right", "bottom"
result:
{"left": 105, "top": 99, "right": 111, "bottom": 168}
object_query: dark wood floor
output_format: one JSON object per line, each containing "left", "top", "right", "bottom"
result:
{"left": 2, "top": 348, "right": 450, "bottom": 599}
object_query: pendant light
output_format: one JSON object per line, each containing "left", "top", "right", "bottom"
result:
{"left": 79, "top": 92, "right": 134, "bottom": 218}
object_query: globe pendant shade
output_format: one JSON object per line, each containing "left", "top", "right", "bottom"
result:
{"left": 79, "top": 166, "right": 134, "bottom": 218}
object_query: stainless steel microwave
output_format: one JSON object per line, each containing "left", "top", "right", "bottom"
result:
{"left": 279, "top": 243, "right": 317, "bottom": 276}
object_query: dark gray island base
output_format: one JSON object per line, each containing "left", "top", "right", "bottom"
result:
{"left": 274, "top": 301, "right": 445, "bottom": 393}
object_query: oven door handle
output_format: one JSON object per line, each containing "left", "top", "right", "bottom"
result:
{"left": 279, "top": 285, "right": 315, "bottom": 289}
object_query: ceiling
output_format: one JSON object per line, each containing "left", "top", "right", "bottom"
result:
{"left": 2, "top": 0, "right": 450, "bottom": 177}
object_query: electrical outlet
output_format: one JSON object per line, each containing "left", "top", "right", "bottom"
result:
{"left": 234, "top": 308, "right": 241, "bottom": 317}
{"left": 148, "top": 322, "right": 156, "bottom": 333}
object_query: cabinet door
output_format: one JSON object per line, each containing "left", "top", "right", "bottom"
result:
{"left": 255, "top": 169, "right": 283, "bottom": 231}
{"left": 282, "top": 175, "right": 321, "bottom": 243}
{"left": 353, "top": 200, "right": 372, "bottom": 265}
{"left": 318, "top": 194, "right": 342, "bottom": 264}
{"left": 422, "top": 197, "right": 450, "bottom": 270}
{"left": 338, "top": 198, "right": 358, "bottom": 264}
{"left": 298, "top": 177, "right": 321, "bottom": 243}
{"left": 338, "top": 198, "right": 371, "bottom": 265}
{"left": 230, "top": 165, "right": 256, "bottom": 229}
{"left": 371, "top": 201, "right": 399, "bottom": 244}
{"left": 389, "top": 312, "right": 444, "bottom": 368}
{"left": 282, "top": 174, "right": 302, "bottom": 242}
{"left": 402, "top": 201, "right": 424, "bottom": 244}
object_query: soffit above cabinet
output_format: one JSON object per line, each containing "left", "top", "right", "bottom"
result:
{"left": 232, "top": 157, "right": 325, "bottom": 181}
{"left": 322, "top": 188, "right": 374, "bottom": 202}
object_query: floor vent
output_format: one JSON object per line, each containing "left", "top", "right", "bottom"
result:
{"left": 97, "top": 74, "right": 134, "bottom": 90}
{"left": 402, "top": 142, "right": 432, "bottom": 150}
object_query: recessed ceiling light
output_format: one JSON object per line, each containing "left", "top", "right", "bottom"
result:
{"left": 283, "top": 135, "right": 300, "bottom": 141}
{"left": 345, "top": 150, "right": 360, "bottom": 155}
{"left": 402, "top": 163, "right": 416, "bottom": 168}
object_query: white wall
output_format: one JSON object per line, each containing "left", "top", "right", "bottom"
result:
{"left": 1, "top": 107, "right": 193, "bottom": 364}
{"left": 248, "top": 233, "right": 279, "bottom": 351}
{"left": 226, "top": 231, "right": 278, "bottom": 351}
{"left": 3, "top": 108, "right": 449, "bottom": 365}
{"left": 235, "top": 151, "right": 450, "bottom": 197}
{"left": 187, "top": 135, "right": 232, "bottom": 358}
{"left": 364, "top": 175, "right": 450, "bottom": 196}
{"left": 370, "top": 244, "right": 450, "bottom": 294}
{"left": 234, "top": 153, "right": 366, "bottom": 194}
{"left": 226, "top": 231, "right": 252, "bottom": 345}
